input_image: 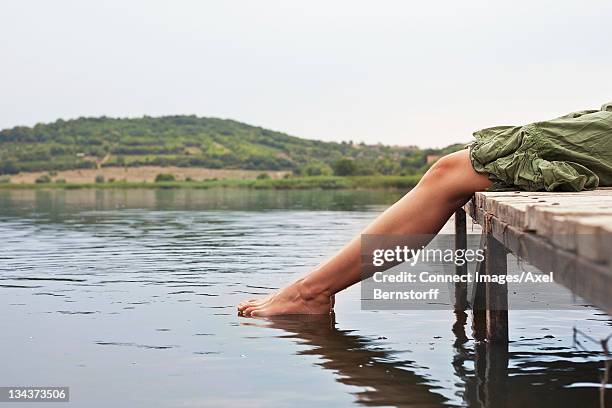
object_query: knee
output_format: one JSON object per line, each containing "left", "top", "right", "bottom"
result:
{"left": 418, "top": 150, "right": 491, "bottom": 200}
{"left": 422, "top": 152, "right": 464, "bottom": 182}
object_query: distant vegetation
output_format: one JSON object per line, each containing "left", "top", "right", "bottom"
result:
{"left": 155, "top": 173, "right": 176, "bottom": 182}
{"left": 0, "top": 116, "right": 463, "bottom": 177}
{"left": 35, "top": 175, "right": 51, "bottom": 184}
{"left": 0, "top": 175, "right": 423, "bottom": 191}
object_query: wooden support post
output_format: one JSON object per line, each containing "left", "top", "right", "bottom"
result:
{"left": 454, "top": 209, "right": 468, "bottom": 311}
{"left": 472, "top": 234, "right": 487, "bottom": 342}
{"left": 485, "top": 235, "right": 508, "bottom": 343}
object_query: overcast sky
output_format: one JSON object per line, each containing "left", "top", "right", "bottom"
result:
{"left": 1, "top": 1, "right": 611, "bottom": 147}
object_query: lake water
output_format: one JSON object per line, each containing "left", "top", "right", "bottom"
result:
{"left": 0, "top": 189, "right": 610, "bottom": 407}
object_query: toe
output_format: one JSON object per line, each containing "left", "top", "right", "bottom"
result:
{"left": 242, "top": 305, "right": 257, "bottom": 316}
{"left": 238, "top": 298, "right": 260, "bottom": 311}
{"left": 250, "top": 306, "right": 271, "bottom": 317}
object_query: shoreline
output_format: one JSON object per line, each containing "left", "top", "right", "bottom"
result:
{"left": 3, "top": 166, "right": 290, "bottom": 184}
{"left": 0, "top": 175, "right": 421, "bottom": 190}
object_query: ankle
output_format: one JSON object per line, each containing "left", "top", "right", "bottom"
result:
{"left": 297, "top": 273, "right": 333, "bottom": 301}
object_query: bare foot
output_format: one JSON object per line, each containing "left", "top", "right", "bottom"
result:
{"left": 237, "top": 279, "right": 333, "bottom": 317}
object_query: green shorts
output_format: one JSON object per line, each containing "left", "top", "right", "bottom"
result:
{"left": 469, "top": 102, "right": 612, "bottom": 191}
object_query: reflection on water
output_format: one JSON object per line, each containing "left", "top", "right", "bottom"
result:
{"left": 0, "top": 189, "right": 610, "bottom": 408}
{"left": 0, "top": 188, "right": 403, "bottom": 215}
{"left": 257, "top": 314, "right": 609, "bottom": 408}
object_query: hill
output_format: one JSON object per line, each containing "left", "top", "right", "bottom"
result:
{"left": 0, "top": 116, "right": 463, "bottom": 176}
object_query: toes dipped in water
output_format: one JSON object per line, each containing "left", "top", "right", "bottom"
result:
{"left": 238, "top": 296, "right": 272, "bottom": 312}
{"left": 237, "top": 298, "right": 258, "bottom": 311}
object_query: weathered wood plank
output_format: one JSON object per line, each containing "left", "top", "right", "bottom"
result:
{"left": 571, "top": 216, "right": 612, "bottom": 264}
{"left": 527, "top": 204, "right": 612, "bottom": 235}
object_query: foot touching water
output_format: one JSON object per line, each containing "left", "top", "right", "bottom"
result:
{"left": 237, "top": 279, "right": 334, "bottom": 317}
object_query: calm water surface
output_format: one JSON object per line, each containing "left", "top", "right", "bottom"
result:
{"left": 0, "top": 189, "right": 610, "bottom": 407}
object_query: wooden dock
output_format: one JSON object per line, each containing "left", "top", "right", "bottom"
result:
{"left": 455, "top": 188, "right": 612, "bottom": 343}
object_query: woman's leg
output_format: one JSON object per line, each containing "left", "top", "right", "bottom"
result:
{"left": 238, "top": 149, "right": 491, "bottom": 316}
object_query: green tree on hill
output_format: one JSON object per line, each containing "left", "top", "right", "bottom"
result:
{"left": 333, "top": 157, "right": 357, "bottom": 176}
{"left": 155, "top": 173, "right": 176, "bottom": 182}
